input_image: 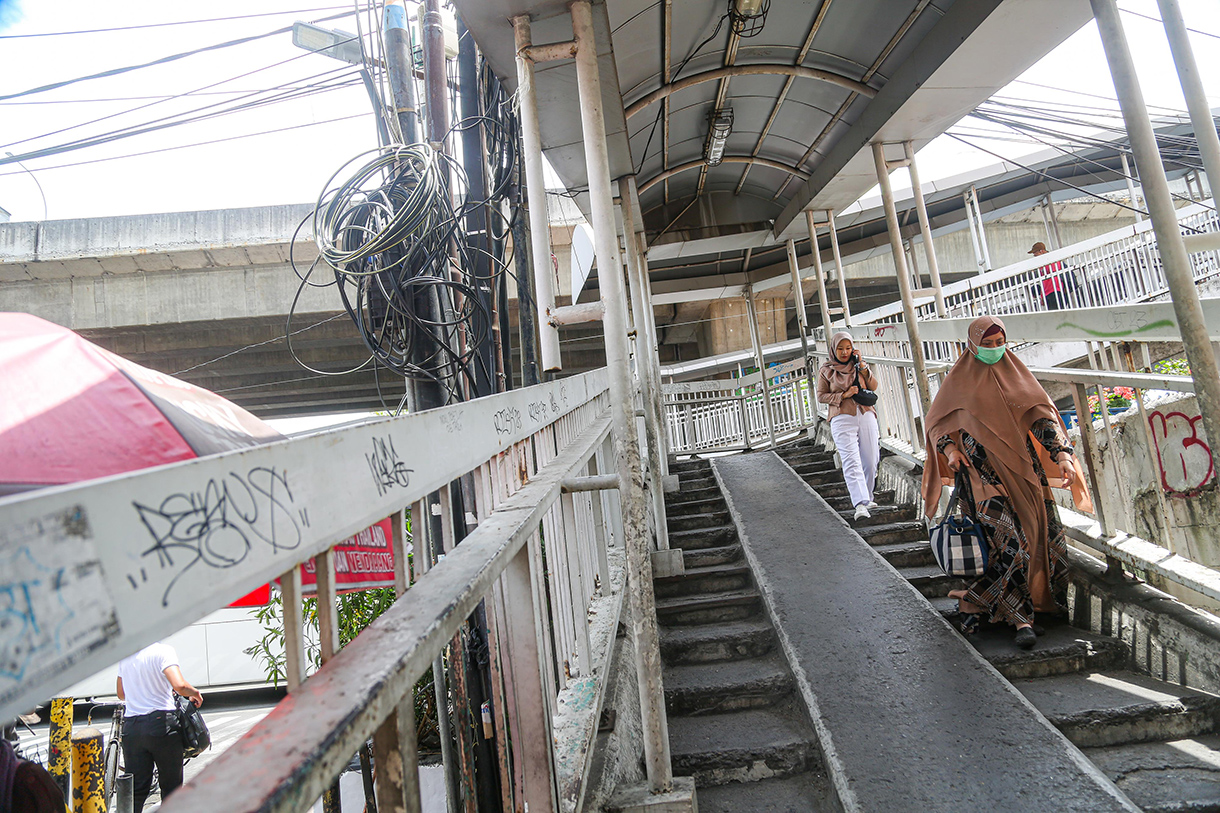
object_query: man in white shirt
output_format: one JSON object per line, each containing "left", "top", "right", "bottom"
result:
{"left": 116, "top": 642, "right": 203, "bottom": 812}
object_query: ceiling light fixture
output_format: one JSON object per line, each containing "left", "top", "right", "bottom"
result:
{"left": 704, "top": 108, "right": 734, "bottom": 167}
{"left": 729, "top": 0, "right": 770, "bottom": 37}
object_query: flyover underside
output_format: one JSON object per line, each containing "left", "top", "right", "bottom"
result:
{"left": 711, "top": 451, "right": 1135, "bottom": 811}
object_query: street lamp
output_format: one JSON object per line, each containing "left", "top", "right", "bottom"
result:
{"left": 4, "top": 152, "right": 48, "bottom": 222}
{"left": 291, "top": 22, "right": 390, "bottom": 146}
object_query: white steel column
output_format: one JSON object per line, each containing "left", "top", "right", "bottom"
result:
{"left": 904, "top": 141, "right": 946, "bottom": 317}
{"left": 969, "top": 186, "right": 993, "bottom": 270}
{"left": 785, "top": 238, "right": 819, "bottom": 427}
{"left": 513, "top": 16, "right": 562, "bottom": 372}
{"left": 1158, "top": 0, "right": 1220, "bottom": 200}
{"left": 570, "top": 0, "right": 673, "bottom": 793}
{"left": 1092, "top": 0, "right": 1220, "bottom": 481}
{"left": 804, "top": 211, "right": 834, "bottom": 337}
{"left": 1121, "top": 154, "right": 1144, "bottom": 222}
{"left": 620, "top": 175, "right": 670, "bottom": 552}
{"left": 963, "top": 190, "right": 986, "bottom": 273}
{"left": 744, "top": 286, "right": 778, "bottom": 449}
{"left": 873, "top": 142, "right": 933, "bottom": 415}
{"left": 827, "top": 210, "right": 852, "bottom": 326}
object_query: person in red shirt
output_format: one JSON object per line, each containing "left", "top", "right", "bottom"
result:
{"left": 1029, "top": 241, "right": 1068, "bottom": 310}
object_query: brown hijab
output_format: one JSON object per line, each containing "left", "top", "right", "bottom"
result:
{"left": 921, "top": 315, "right": 1090, "bottom": 611}
{"left": 819, "top": 331, "right": 862, "bottom": 391}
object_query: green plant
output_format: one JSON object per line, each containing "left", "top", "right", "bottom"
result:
{"left": 1153, "top": 356, "right": 1191, "bottom": 377}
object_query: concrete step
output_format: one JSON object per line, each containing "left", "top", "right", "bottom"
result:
{"left": 693, "top": 773, "right": 833, "bottom": 813}
{"left": 873, "top": 540, "right": 936, "bottom": 569}
{"left": 800, "top": 470, "right": 844, "bottom": 488}
{"left": 1014, "top": 670, "right": 1220, "bottom": 748}
{"left": 966, "top": 621, "right": 1129, "bottom": 680}
{"left": 895, "top": 563, "right": 965, "bottom": 598}
{"left": 778, "top": 450, "right": 835, "bottom": 467}
{"left": 823, "top": 489, "right": 896, "bottom": 512}
{"left": 666, "top": 495, "right": 728, "bottom": 516}
{"left": 655, "top": 589, "right": 762, "bottom": 627}
{"left": 669, "top": 525, "right": 738, "bottom": 551}
{"left": 668, "top": 510, "right": 731, "bottom": 533}
{"left": 654, "top": 563, "right": 752, "bottom": 600}
{"left": 668, "top": 705, "right": 820, "bottom": 787}
{"left": 660, "top": 618, "right": 776, "bottom": 666}
{"left": 679, "top": 475, "right": 717, "bottom": 491}
{"left": 857, "top": 520, "right": 929, "bottom": 547}
{"left": 668, "top": 485, "right": 722, "bottom": 503}
{"left": 671, "top": 459, "right": 712, "bottom": 475}
{"left": 1085, "top": 735, "right": 1220, "bottom": 813}
{"left": 840, "top": 503, "right": 917, "bottom": 527}
{"left": 664, "top": 656, "right": 794, "bottom": 716}
{"left": 810, "top": 482, "right": 849, "bottom": 500}
{"left": 790, "top": 461, "right": 838, "bottom": 478}
{"left": 682, "top": 544, "right": 743, "bottom": 569}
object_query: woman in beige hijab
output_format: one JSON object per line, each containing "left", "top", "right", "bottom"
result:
{"left": 818, "top": 332, "right": 881, "bottom": 520}
{"left": 922, "top": 316, "right": 1091, "bottom": 650}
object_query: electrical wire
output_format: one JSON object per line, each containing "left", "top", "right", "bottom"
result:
{"left": 0, "top": 7, "right": 352, "bottom": 38}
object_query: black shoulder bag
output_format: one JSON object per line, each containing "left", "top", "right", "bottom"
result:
{"left": 850, "top": 363, "right": 879, "bottom": 407}
{"left": 175, "top": 695, "right": 211, "bottom": 760}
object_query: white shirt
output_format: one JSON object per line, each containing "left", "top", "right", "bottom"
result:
{"left": 117, "top": 643, "right": 179, "bottom": 716}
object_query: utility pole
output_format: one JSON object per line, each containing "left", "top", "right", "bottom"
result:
{"left": 383, "top": 0, "right": 419, "bottom": 141}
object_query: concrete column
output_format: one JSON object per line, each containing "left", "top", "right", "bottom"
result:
{"left": 804, "top": 211, "right": 834, "bottom": 339}
{"left": 512, "top": 16, "right": 562, "bottom": 371}
{"left": 873, "top": 141, "right": 933, "bottom": 415}
{"left": 1158, "top": 0, "right": 1220, "bottom": 202}
{"left": 904, "top": 141, "right": 946, "bottom": 317}
{"left": 570, "top": 0, "right": 673, "bottom": 793}
{"left": 827, "top": 210, "right": 852, "bottom": 326}
{"left": 1092, "top": 0, "right": 1220, "bottom": 485}
{"left": 745, "top": 287, "right": 778, "bottom": 449}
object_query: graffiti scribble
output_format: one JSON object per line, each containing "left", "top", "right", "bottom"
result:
{"left": 132, "top": 467, "right": 302, "bottom": 606}
{"left": 367, "top": 436, "right": 413, "bottom": 496}
{"left": 1149, "top": 410, "right": 1215, "bottom": 496}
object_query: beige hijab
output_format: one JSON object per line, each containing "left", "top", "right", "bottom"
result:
{"left": 921, "top": 315, "right": 1091, "bottom": 611}
{"left": 818, "top": 331, "right": 861, "bottom": 392}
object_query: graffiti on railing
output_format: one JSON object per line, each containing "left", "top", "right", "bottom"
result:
{"left": 132, "top": 467, "right": 308, "bottom": 606}
{"left": 1149, "top": 410, "right": 1215, "bottom": 496}
{"left": 1055, "top": 310, "right": 1175, "bottom": 339}
{"left": 367, "top": 436, "right": 413, "bottom": 496}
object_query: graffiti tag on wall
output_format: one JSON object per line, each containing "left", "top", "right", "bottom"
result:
{"left": 1149, "top": 410, "right": 1215, "bottom": 496}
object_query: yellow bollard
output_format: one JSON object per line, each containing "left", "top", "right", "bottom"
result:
{"left": 70, "top": 727, "right": 106, "bottom": 813}
{"left": 49, "top": 696, "right": 74, "bottom": 807}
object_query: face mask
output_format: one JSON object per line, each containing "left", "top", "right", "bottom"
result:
{"left": 975, "top": 345, "right": 1006, "bottom": 365}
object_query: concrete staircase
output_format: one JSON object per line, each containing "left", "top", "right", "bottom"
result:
{"left": 654, "top": 457, "right": 833, "bottom": 812}
{"left": 771, "top": 436, "right": 1220, "bottom": 813}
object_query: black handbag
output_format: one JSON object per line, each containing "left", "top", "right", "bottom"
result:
{"left": 850, "top": 364, "right": 879, "bottom": 407}
{"left": 175, "top": 695, "right": 211, "bottom": 760}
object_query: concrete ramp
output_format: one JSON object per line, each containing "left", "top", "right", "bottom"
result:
{"left": 711, "top": 451, "right": 1138, "bottom": 812}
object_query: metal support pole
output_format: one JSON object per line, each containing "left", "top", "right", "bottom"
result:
{"left": 315, "top": 549, "right": 343, "bottom": 813}
{"left": 50, "top": 695, "right": 72, "bottom": 803}
{"left": 512, "top": 16, "right": 562, "bottom": 371}
{"left": 1121, "top": 153, "right": 1144, "bottom": 222}
{"left": 827, "top": 210, "right": 852, "bottom": 327}
{"left": 1092, "top": 0, "right": 1220, "bottom": 474}
{"left": 786, "top": 237, "right": 818, "bottom": 427}
{"left": 873, "top": 142, "right": 933, "bottom": 415}
{"left": 281, "top": 566, "right": 306, "bottom": 692}
{"left": 422, "top": 0, "right": 448, "bottom": 145}
{"left": 71, "top": 727, "right": 105, "bottom": 813}
{"left": 621, "top": 176, "right": 670, "bottom": 551}
{"left": 904, "top": 141, "right": 947, "bottom": 317}
{"left": 804, "top": 213, "right": 834, "bottom": 335}
{"left": 969, "top": 186, "right": 992, "bottom": 270}
{"left": 745, "top": 287, "right": 778, "bottom": 448}
{"left": 1158, "top": 0, "right": 1220, "bottom": 203}
{"left": 383, "top": 0, "right": 419, "bottom": 142}
{"left": 115, "top": 773, "right": 134, "bottom": 813}
{"left": 964, "top": 190, "right": 986, "bottom": 273}
{"left": 570, "top": 0, "right": 673, "bottom": 792}
{"left": 1046, "top": 194, "right": 1063, "bottom": 249}
{"left": 1071, "top": 383, "right": 1112, "bottom": 536}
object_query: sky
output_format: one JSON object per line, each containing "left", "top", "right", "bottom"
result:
{"left": 0, "top": 1, "right": 1217, "bottom": 223}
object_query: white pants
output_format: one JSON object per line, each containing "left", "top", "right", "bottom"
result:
{"left": 830, "top": 411, "right": 880, "bottom": 507}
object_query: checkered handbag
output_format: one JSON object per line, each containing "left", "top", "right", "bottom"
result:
{"left": 928, "top": 470, "right": 989, "bottom": 577}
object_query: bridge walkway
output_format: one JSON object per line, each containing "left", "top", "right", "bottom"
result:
{"left": 654, "top": 435, "right": 1220, "bottom": 810}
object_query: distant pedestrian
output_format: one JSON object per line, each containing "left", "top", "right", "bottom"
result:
{"left": 117, "top": 642, "right": 203, "bottom": 811}
{"left": 921, "top": 316, "right": 1092, "bottom": 650}
{"left": 817, "top": 332, "right": 881, "bottom": 520}
{"left": 1030, "top": 241, "right": 1069, "bottom": 310}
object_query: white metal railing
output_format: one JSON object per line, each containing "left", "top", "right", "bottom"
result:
{"left": 848, "top": 201, "right": 1220, "bottom": 333}
{"left": 0, "top": 369, "right": 630, "bottom": 812}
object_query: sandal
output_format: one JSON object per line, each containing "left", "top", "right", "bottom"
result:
{"left": 956, "top": 602, "right": 982, "bottom": 635}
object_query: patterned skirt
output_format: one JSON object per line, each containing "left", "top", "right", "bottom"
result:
{"left": 961, "top": 495, "right": 1069, "bottom": 627}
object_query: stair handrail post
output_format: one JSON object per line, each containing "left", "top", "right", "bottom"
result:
{"left": 872, "top": 141, "right": 933, "bottom": 419}
{"left": 621, "top": 175, "right": 671, "bottom": 551}
{"left": 903, "top": 141, "right": 947, "bottom": 318}
{"left": 570, "top": 0, "right": 674, "bottom": 793}
{"left": 512, "top": 15, "right": 563, "bottom": 372}
{"left": 1092, "top": 0, "right": 1220, "bottom": 475}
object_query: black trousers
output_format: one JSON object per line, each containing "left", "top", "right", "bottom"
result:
{"left": 121, "top": 710, "right": 183, "bottom": 812}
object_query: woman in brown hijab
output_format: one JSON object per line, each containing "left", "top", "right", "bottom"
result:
{"left": 818, "top": 331, "right": 881, "bottom": 520}
{"left": 921, "top": 316, "right": 1091, "bottom": 650}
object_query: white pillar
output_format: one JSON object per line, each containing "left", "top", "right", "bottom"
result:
{"left": 744, "top": 287, "right": 778, "bottom": 449}
{"left": 827, "top": 210, "right": 852, "bottom": 326}
{"left": 904, "top": 141, "right": 946, "bottom": 317}
{"left": 1158, "top": 0, "right": 1220, "bottom": 202}
{"left": 805, "top": 211, "right": 833, "bottom": 338}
